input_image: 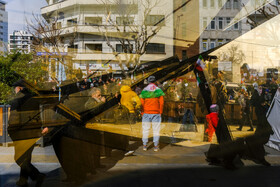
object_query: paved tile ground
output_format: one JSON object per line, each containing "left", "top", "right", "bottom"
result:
{"left": 0, "top": 124, "right": 280, "bottom": 187}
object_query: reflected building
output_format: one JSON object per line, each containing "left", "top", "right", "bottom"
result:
{"left": 173, "top": 0, "right": 200, "bottom": 60}
{"left": 9, "top": 30, "right": 33, "bottom": 54}
{"left": 41, "top": 0, "right": 174, "bottom": 78}
{"left": 198, "top": 0, "right": 251, "bottom": 83}
{"left": 0, "top": 1, "right": 8, "bottom": 53}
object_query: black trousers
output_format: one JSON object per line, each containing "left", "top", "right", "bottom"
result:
{"left": 14, "top": 140, "right": 40, "bottom": 180}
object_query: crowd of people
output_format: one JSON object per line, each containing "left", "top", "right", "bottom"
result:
{"left": 7, "top": 69, "right": 280, "bottom": 186}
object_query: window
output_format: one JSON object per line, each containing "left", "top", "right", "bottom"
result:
{"left": 85, "top": 44, "right": 102, "bottom": 53}
{"left": 233, "top": 0, "right": 239, "bottom": 9}
{"left": 116, "top": 17, "right": 134, "bottom": 25}
{"left": 226, "top": 0, "right": 231, "bottom": 9}
{"left": 145, "top": 15, "right": 165, "bottom": 26}
{"left": 116, "top": 44, "right": 133, "bottom": 53}
{"left": 210, "top": 40, "right": 216, "bottom": 49}
{"left": 68, "top": 44, "right": 78, "bottom": 53}
{"left": 182, "top": 50, "right": 187, "bottom": 60}
{"left": 218, "top": 0, "right": 223, "bottom": 8}
{"left": 218, "top": 39, "right": 224, "bottom": 46}
{"left": 218, "top": 17, "right": 223, "bottom": 29}
{"left": 203, "top": 17, "right": 208, "bottom": 29}
{"left": 85, "top": 17, "right": 102, "bottom": 26}
{"left": 56, "top": 22, "right": 62, "bottom": 29}
{"left": 203, "top": 0, "right": 207, "bottom": 8}
{"left": 210, "top": 0, "right": 215, "bottom": 8}
{"left": 202, "top": 39, "right": 208, "bottom": 51}
{"left": 226, "top": 17, "right": 231, "bottom": 29}
{"left": 182, "top": 23, "right": 186, "bottom": 38}
{"left": 210, "top": 18, "right": 216, "bottom": 30}
{"left": 67, "top": 18, "right": 77, "bottom": 27}
{"left": 146, "top": 43, "right": 165, "bottom": 54}
{"left": 234, "top": 22, "right": 239, "bottom": 30}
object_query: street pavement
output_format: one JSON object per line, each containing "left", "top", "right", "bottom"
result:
{"left": 1, "top": 124, "right": 280, "bottom": 187}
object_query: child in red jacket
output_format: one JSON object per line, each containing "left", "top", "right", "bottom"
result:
{"left": 205, "top": 104, "right": 219, "bottom": 142}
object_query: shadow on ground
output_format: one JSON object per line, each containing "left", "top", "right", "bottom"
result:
{"left": 83, "top": 166, "right": 280, "bottom": 187}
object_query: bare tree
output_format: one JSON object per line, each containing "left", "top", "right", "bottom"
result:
{"left": 100, "top": 0, "right": 165, "bottom": 77}
{"left": 26, "top": 13, "right": 78, "bottom": 81}
{"left": 244, "top": 0, "right": 280, "bottom": 28}
{"left": 221, "top": 44, "right": 245, "bottom": 65}
{"left": 242, "top": 1, "right": 280, "bottom": 68}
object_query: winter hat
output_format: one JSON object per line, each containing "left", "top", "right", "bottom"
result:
{"left": 148, "top": 76, "right": 156, "bottom": 83}
{"left": 210, "top": 104, "right": 219, "bottom": 113}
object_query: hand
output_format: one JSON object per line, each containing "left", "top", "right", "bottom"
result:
{"left": 41, "top": 127, "right": 49, "bottom": 136}
{"left": 101, "top": 96, "right": 106, "bottom": 102}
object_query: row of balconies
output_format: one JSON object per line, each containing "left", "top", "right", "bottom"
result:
{"left": 42, "top": 0, "right": 137, "bottom": 15}
{"left": 52, "top": 14, "right": 165, "bottom": 30}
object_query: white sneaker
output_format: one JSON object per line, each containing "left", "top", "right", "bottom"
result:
{"left": 124, "top": 151, "right": 135, "bottom": 156}
{"left": 143, "top": 145, "right": 148, "bottom": 151}
{"left": 154, "top": 146, "right": 160, "bottom": 152}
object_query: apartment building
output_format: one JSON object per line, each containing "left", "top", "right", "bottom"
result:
{"left": 41, "top": 0, "right": 174, "bottom": 77}
{"left": 173, "top": 0, "right": 200, "bottom": 61}
{"left": 0, "top": 1, "right": 8, "bottom": 53}
{"left": 199, "top": 0, "right": 250, "bottom": 53}
{"left": 9, "top": 30, "right": 33, "bottom": 53}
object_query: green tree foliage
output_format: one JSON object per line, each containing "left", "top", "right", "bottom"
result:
{"left": 0, "top": 51, "right": 47, "bottom": 104}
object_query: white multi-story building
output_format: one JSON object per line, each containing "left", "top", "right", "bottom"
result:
{"left": 9, "top": 30, "right": 33, "bottom": 53}
{"left": 41, "top": 0, "right": 174, "bottom": 77}
{"left": 199, "top": 0, "right": 250, "bottom": 53}
{"left": 198, "top": 0, "right": 251, "bottom": 83}
{"left": 0, "top": 1, "right": 8, "bottom": 53}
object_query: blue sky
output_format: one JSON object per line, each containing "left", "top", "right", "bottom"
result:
{"left": 5, "top": 0, "right": 47, "bottom": 34}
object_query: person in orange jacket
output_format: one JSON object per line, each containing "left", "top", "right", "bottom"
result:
{"left": 139, "top": 76, "right": 165, "bottom": 152}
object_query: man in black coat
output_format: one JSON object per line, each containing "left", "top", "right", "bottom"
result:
{"left": 247, "top": 84, "right": 273, "bottom": 166}
{"left": 8, "top": 80, "right": 48, "bottom": 187}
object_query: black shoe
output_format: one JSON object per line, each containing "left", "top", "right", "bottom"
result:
{"left": 206, "top": 158, "right": 222, "bottom": 166}
{"left": 97, "top": 164, "right": 106, "bottom": 168}
{"left": 35, "top": 173, "right": 45, "bottom": 187}
{"left": 236, "top": 128, "right": 242, "bottom": 131}
{"left": 252, "top": 159, "right": 271, "bottom": 167}
{"left": 223, "top": 160, "right": 237, "bottom": 170}
{"left": 248, "top": 128, "right": 254, "bottom": 131}
{"left": 62, "top": 177, "right": 75, "bottom": 182}
{"left": 16, "top": 177, "right": 28, "bottom": 187}
{"left": 260, "top": 159, "right": 271, "bottom": 167}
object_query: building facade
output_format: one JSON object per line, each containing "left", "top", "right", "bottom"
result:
{"left": 41, "top": 0, "right": 174, "bottom": 78}
{"left": 9, "top": 30, "right": 33, "bottom": 53}
{"left": 0, "top": 1, "right": 8, "bottom": 53}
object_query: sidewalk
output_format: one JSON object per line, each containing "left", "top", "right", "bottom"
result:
{"left": 1, "top": 124, "right": 280, "bottom": 187}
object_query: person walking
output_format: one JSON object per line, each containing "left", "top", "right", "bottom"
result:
{"left": 237, "top": 91, "right": 254, "bottom": 131}
{"left": 247, "top": 83, "right": 273, "bottom": 166}
{"left": 140, "top": 76, "right": 165, "bottom": 152}
{"left": 8, "top": 79, "right": 48, "bottom": 187}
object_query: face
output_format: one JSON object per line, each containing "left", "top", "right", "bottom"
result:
{"left": 15, "top": 86, "right": 23, "bottom": 94}
{"left": 92, "top": 90, "right": 101, "bottom": 99}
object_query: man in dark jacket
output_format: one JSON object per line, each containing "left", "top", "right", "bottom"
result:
{"left": 8, "top": 80, "right": 48, "bottom": 187}
{"left": 247, "top": 83, "right": 273, "bottom": 166}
